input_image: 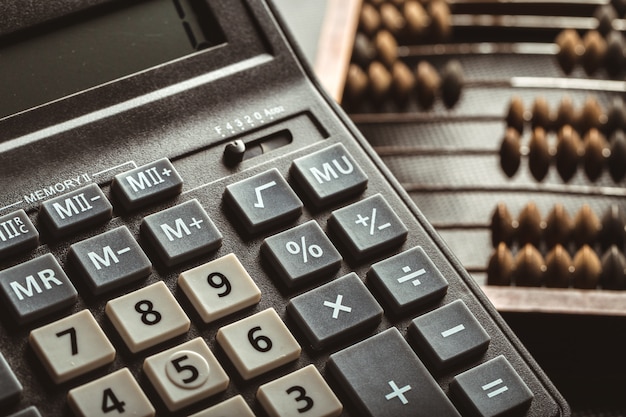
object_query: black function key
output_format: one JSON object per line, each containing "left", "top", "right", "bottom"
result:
{"left": 68, "top": 226, "right": 152, "bottom": 295}
{"left": 141, "top": 199, "right": 222, "bottom": 267}
{"left": 39, "top": 183, "right": 112, "bottom": 238}
{"left": 112, "top": 158, "right": 183, "bottom": 211}
{"left": 408, "top": 299, "right": 491, "bottom": 370}
{"left": 0, "top": 254, "right": 77, "bottom": 325}
{"left": 261, "top": 220, "right": 342, "bottom": 288}
{"left": 0, "top": 209, "right": 39, "bottom": 259}
{"left": 328, "top": 328, "right": 461, "bottom": 417}
{"left": 287, "top": 272, "right": 383, "bottom": 350}
{"left": 451, "top": 355, "right": 534, "bottom": 417}
{"left": 0, "top": 352, "right": 22, "bottom": 406}
{"left": 328, "top": 194, "right": 408, "bottom": 261}
{"left": 224, "top": 168, "right": 303, "bottom": 235}
{"left": 291, "top": 143, "right": 368, "bottom": 208}
{"left": 367, "top": 246, "right": 448, "bottom": 315}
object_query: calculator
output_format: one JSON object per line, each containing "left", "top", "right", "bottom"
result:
{"left": 0, "top": 0, "right": 570, "bottom": 416}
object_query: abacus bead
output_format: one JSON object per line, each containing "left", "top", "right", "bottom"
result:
{"left": 582, "top": 30, "right": 607, "bottom": 76}
{"left": 514, "top": 244, "right": 545, "bottom": 287}
{"left": 490, "top": 202, "right": 516, "bottom": 247}
{"left": 517, "top": 202, "right": 543, "bottom": 247}
{"left": 555, "top": 95, "right": 576, "bottom": 130}
{"left": 608, "top": 130, "right": 626, "bottom": 181}
{"left": 574, "top": 204, "right": 601, "bottom": 247}
{"left": 545, "top": 244, "right": 573, "bottom": 288}
{"left": 486, "top": 243, "right": 515, "bottom": 286}
{"left": 506, "top": 96, "right": 525, "bottom": 133}
{"left": 594, "top": 4, "right": 617, "bottom": 37}
{"left": 572, "top": 245, "right": 601, "bottom": 289}
{"left": 531, "top": 96, "right": 551, "bottom": 130}
{"left": 359, "top": 3, "right": 382, "bottom": 37}
{"left": 604, "top": 31, "right": 625, "bottom": 77}
{"left": 600, "top": 245, "right": 626, "bottom": 289}
{"left": 375, "top": 30, "right": 398, "bottom": 67}
{"left": 440, "top": 59, "right": 464, "bottom": 108}
{"left": 414, "top": 61, "right": 440, "bottom": 109}
{"left": 404, "top": 1, "right": 429, "bottom": 38}
{"left": 555, "top": 29, "right": 582, "bottom": 74}
{"left": 380, "top": 3, "right": 406, "bottom": 37}
{"left": 428, "top": 0, "right": 452, "bottom": 41}
{"left": 368, "top": 61, "right": 393, "bottom": 100}
{"left": 345, "top": 63, "right": 370, "bottom": 102}
{"left": 391, "top": 60, "right": 416, "bottom": 102}
{"left": 577, "top": 96, "right": 604, "bottom": 134}
{"left": 352, "top": 32, "right": 377, "bottom": 68}
{"left": 599, "top": 204, "right": 626, "bottom": 250}
{"left": 613, "top": 0, "right": 626, "bottom": 16}
{"left": 605, "top": 97, "right": 626, "bottom": 135}
{"left": 545, "top": 204, "right": 572, "bottom": 248}
{"left": 582, "top": 128, "right": 608, "bottom": 182}
{"left": 499, "top": 127, "right": 521, "bottom": 178}
{"left": 528, "top": 127, "right": 551, "bottom": 182}
{"left": 556, "top": 125, "right": 582, "bottom": 182}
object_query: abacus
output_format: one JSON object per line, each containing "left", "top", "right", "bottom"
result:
{"left": 317, "top": 0, "right": 626, "bottom": 316}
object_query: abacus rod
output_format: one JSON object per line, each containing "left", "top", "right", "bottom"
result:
{"left": 398, "top": 42, "right": 558, "bottom": 57}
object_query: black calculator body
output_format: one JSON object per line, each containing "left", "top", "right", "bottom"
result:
{"left": 0, "top": 1, "right": 570, "bottom": 416}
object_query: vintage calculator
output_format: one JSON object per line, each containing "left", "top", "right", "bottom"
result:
{"left": 0, "top": 0, "right": 570, "bottom": 416}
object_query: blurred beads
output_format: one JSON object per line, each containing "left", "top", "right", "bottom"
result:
{"left": 572, "top": 245, "right": 601, "bottom": 289}
{"left": 555, "top": 29, "right": 583, "bottom": 75}
{"left": 600, "top": 245, "right": 626, "bottom": 290}
{"left": 608, "top": 130, "right": 626, "bottom": 181}
{"left": 517, "top": 202, "right": 543, "bottom": 247}
{"left": 487, "top": 243, "right": 515, "bottom": 286}
{"left": 545, "top": 244, "right": 572, "bottom": 288}
{"left": 440, "top": 59, "right": 464, "bottom": 108}
{"left": 545, "top": 204, "right": 572, "bottom": 248}
{"left": 490, "top": 202, "right": 516, "bottom": 247}
{"left": 528, "top": 127, "right": 551, "bottom": 182}
{"left": 555, "top": 125, "right": 582, "bottom": 182}
{"left": 499, "top": 127, "right": 521, "bottom": 178}
{"left": 415, "top": 61, "right": 440, "bottom": 109}
{"left": 573, "top": 204, "right": 601, "bottom": 247}
{"left": 506, "top": 96, "right": 525, "bottom": 133}
{"left": 514, "top": 243, "right": 545, "bottom": 287}
{"left": 582, "top": 128, "right": 608, "bottom": 181}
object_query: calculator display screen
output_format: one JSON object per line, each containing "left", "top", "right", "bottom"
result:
{"left": 0, "top": 0, "right": 225, "bottom": 119}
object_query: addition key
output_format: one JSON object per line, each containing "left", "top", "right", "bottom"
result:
{"left": 328, "top": 328, "right": 461, "bottom": 417}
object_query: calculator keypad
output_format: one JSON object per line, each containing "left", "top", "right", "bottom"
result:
{"left": 0, "top": 149, "right": 556, "bottom": 417}
{"left": 0, "top": 254, "right": 78, "bottom": 325}
{"left": 67, "top": 368, "right": 155, "bottom": 417}
{"left": 261, "top": 220, "right": 342, "bottom": 288}
{"left": 178, "top": 253, "right": 261, "bottom": 323}
{"left": 216, "top": 308, "right": 301, "bottom": 380}
{"left": 328, "top": 193, "right": 408, "bottom": 261}
{"left": 105, "top": 281, "right": 190, "bottom": 353}
{"left": 143, "top": 337, "right": 229, "bottom": 411}
{"left": 0, "top": 353, "right": 22, "bottom": 406}
{"left": 0, "top": 209, "right": 38, "bottom": 260}
{"left": 287, "top": 272, "right": 383, "bottom": 350}
{"left": 223, "top": 168, "right": 303, "bottom": 234}
{"left": 68, "top": 226, "right": 152, "bottom": 295}
{"left": 141, "top": 199, "right": 222, "bottom": 267}
{"left": 29, "top": 310, "right": 115, "bottom": 384}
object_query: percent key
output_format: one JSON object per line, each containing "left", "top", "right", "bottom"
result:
{"left": 261, "top": 220, "right": 342, "bottom": 288}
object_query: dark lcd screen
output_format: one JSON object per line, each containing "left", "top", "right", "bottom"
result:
{"left": 0, "top": 0, "right": 225, "bottom": 118}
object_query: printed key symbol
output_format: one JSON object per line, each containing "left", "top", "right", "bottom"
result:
{"left": 355, "top": 208, "right": 392, "bottom": 235}
{"left": 397, "top": 266, "right": 426, "bottom": 286}
{"left": 285, "top": 236, "right": 323, "bottom": 263}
